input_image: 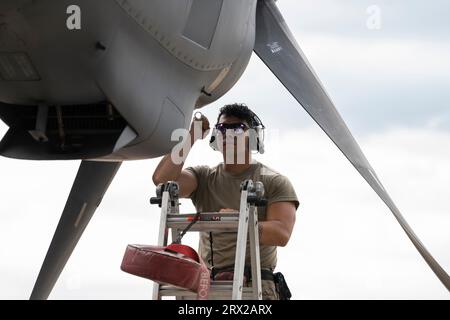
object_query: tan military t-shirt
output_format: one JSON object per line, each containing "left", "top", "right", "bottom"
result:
{"left": 185, "top": 161, "right": 299, "bottom": 271}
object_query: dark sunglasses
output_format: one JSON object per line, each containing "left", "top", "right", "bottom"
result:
{"left": 215, "top": 123, "right": 249, "bottom": 135}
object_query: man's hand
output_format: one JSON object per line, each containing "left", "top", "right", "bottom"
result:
{"left": 190, "top": 113, "right": 210, "bottom": 143}
{"left": 219, "top": 208, "right": 238, "bottom": 213}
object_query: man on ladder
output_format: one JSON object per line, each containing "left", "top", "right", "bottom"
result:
{"left": 152, "top": 103, "right": 299, "bottom": 300}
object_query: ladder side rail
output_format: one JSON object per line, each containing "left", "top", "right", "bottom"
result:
{"left": 152, "top": 189, "right": 171, "bottom": 300}
{"left": 232, "top": 189, "right": 250, "bottom": 300}
{"left": 248, "top": 205, "right": 262, "bottom": 300}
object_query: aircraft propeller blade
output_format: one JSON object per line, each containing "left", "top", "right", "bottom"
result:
{"left": 30, "top": 160, "right": 122, "bottom": 300}
{"left": 254, "top": 0, "right": 450, "bottom": 291}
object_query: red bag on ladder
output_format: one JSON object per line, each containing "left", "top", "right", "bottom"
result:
{"left": 121, "top": 243, "right": 210, "bottom": 300}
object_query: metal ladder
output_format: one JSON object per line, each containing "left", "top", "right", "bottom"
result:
{"left": 150, "top": 179, "right": 267, "bottom": 300}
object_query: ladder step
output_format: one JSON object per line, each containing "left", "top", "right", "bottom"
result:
{"left": 167, "top": 213, "right": 240, "bottom": 232}
{"left": 159, "top": 282, "right": 256, "bottom": 299}
{"left": 167, "top": 212, "right": 240, "bottom": 219}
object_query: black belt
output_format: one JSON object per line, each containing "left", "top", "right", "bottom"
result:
{"left": 260, "top": 269, "right": 275, "bottom": 281}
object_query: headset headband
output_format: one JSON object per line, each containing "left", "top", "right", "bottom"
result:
{"left": 250, "top": 112, "right": 265, "bottom": 129}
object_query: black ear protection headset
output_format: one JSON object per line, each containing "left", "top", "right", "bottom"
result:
{"left": 209, "top": 111, "right": 266, "bottom": 154}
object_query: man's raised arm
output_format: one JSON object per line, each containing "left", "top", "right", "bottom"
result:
{"left": 152, "top": 114, "right": 210, "bottom": 198}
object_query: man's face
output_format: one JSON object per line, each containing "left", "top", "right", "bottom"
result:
{"left": 216, "top": 115, "right": 250, "bottom": 163}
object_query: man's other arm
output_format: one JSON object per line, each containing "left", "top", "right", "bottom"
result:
{"left": 260, "top": 201, "right": 296, "bottom": 247}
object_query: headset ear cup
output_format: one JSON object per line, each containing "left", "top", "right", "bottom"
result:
{"left": 257, "top": 128, "right": 265, "bottom": 154}
{"left": 209, "top": 128, "right": 219, "bottom": 151}
{"left": 257, "top": 138, "right": 265, "bottom": 154}
{"left": 249, "top": 112, "right": 265, "bottom": 154}
{"left": 248, "top": 128, "right": 258, "bottom": 152}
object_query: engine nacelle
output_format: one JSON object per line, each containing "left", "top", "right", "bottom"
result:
{"left": 0, "top": 0, "right": 257, "bottom": 160}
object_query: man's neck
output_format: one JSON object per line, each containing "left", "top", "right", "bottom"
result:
{"left": 223, "top": 154, "right": 254, "bottom": 174}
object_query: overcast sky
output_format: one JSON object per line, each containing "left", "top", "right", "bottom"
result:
{"left": 0, "top": 1, "right": 449, "bottom": 299}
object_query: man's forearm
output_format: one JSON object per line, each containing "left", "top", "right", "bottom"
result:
{"left": 152, "top": 114, "right": 209, "bottom": 185}
{"left": 259, "top": 221, "right": 291, "bottom": 247}
{"left": 152, "top": 154, "right": 184, "bottom": 184}
{"left": 152, "top": 133, "right": 195, "bottom": 184}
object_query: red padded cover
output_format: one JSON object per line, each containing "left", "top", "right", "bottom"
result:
{"left": 121, "top": 244, "right": 210, "bottom": 299}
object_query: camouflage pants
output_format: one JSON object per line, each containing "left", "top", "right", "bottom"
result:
{"left": 246, "top": 279, "right": 279, "bottom": 300}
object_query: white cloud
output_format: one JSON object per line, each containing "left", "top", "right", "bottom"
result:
{"left": 0, "top": 127, "right": 449, "bottom": 299}
{"left": 268, "top": 127, "right": 450, "bottom": 299}
{"left": 270, "top": 1, "right": 450, "bottom": 132}
{"left": 296, "top": 36, "right": 450, "bottom": 83}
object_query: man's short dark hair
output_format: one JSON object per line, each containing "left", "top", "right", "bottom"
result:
{"left": 217, "top": 103, "right": 259, "bottom": 128}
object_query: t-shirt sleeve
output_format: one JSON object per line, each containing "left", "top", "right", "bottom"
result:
{"left": 184, "top": 165, "right": 209, "bottom": 201}
{"left": 265, "top": 174, "right": 300, "bottom": 210}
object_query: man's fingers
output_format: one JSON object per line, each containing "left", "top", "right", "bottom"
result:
{"left": 191, "top": 112, "right": 211, "bottom": 140}
{"left": 219, "top": 208, "right": 238, "bottom": 213}
{"left": 203, "top": 128, "right": 210, "bottom": 139}
{"left": 202, "top": 117, "right": 210, "bottom": 129}
{"left": 202, "top": 120, "right": 210, "bottom": 130}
